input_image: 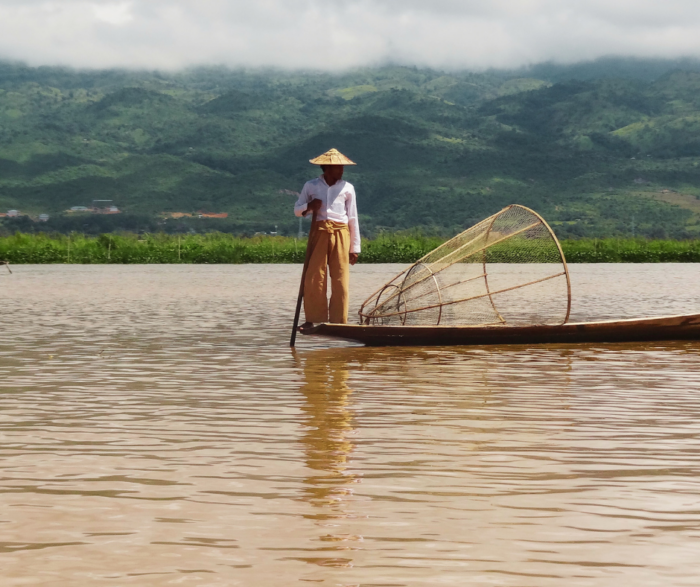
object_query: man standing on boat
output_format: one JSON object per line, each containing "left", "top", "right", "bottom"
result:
{"left": 295, "top": 148, "right": 361, "bottom": 331}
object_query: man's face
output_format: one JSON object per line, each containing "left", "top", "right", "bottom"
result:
{"left": 322, "top": 165, "right": 344, "bottom": 183}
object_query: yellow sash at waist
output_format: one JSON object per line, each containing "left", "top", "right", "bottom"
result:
{"left": 313, "top": 220, "right": 349, "bottom": 234}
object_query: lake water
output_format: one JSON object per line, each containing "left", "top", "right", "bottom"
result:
{"left": 2, "top": 264, "right": 700, "bottom": 586}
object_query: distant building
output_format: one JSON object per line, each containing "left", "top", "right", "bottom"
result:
{"left": 162, "top": 211, "right": 228, "bottom": 219}
{"left": 92, "top": 200, "right": 113, "bottom": 212}
{"left": 38, "top": 214, "right": 49, "bottom": 222}
{"left": 198, "top": 212, "right": 228, "bottom": 219}
{"left": 90, "top": 200, "right": 121, "bottom": 214}
{"left": 162, "top": 212, "right": 194, "bottom": 219}
{"left": 70, "top": 206, "right": 90, "bottom": 212}
{"left": 7, "top": 210, "right": 19, "bottom": 217}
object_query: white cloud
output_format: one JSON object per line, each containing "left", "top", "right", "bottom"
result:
{"left": 92, "top": 2, "right": 133, "bottom": 26}
{"left": 0, "top": 0, "right": 699, "bottom": 70}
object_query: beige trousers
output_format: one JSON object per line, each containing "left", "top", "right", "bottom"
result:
{"left": 304, "top": 220, "right": 350, "bottom": 324}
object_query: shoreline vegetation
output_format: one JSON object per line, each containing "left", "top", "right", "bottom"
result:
{"left": 3, "top": 233, "right": 700, "bottom": 264}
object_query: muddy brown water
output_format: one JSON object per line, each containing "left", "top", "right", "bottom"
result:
{"left": 1, "top": 264, "right": 700, "bottom": 586}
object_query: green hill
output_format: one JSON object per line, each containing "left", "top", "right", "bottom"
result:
{"left": 1, "top": 59, "right": 700, "bottom": 238}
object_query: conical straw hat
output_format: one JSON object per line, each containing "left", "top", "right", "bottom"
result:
{"left": 309, "top": 148, "right": 357, "bottom": 166}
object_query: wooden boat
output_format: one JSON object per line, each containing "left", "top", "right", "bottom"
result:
{"left": 298, "top": 206, "right": 700, "bottom": 347}
{"left": 303, "top": 313, "right": 700, "bottom": 346}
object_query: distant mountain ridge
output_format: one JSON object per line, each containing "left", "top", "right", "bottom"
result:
{"left": 1, "top": 57, "right": 699, "bottom": 238}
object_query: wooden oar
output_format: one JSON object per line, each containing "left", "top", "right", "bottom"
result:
{"left": 290, "top": 209, "right": 318, "bottom": 347}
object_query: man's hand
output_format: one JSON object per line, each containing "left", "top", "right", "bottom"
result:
{"left": 349, "top": 253, "right": 359, "bottom": 266}
{"left": 303, "top": 198, "right": 323, "bottom": 216}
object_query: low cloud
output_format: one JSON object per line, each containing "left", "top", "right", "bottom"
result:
{"left": 0, "top": 0, "right": 699, "bottom": 70}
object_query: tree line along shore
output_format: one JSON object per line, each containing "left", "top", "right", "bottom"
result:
{"left": 2, "top": 233, "right": 700, "bottom": 264}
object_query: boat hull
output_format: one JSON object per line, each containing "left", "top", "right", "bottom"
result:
{"left": 303, "top": 313, "right": 700, "bottom": 346}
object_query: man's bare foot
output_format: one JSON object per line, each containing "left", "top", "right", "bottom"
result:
{"left": 298, "top": 322, "right": 314, "bottom": 333}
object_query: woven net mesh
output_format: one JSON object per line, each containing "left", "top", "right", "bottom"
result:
{"left": 359, "top": 205, "right": 571, "bottom": 327}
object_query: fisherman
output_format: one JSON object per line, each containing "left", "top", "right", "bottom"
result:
{"left": 295, "top": 148, "right": 361, "bottom": 331}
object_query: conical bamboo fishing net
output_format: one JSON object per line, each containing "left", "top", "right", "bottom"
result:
{"left": 359, "top": 205, "right": 572, "bottom": 327}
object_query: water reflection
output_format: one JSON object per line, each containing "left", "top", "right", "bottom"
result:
{"left": 294, "top": 349, "right": 363, "bottom": 571}
{"left": 298, "top": 349, "right": 358, "bottom": 511}
{"left": 3, "top": 265, "right": 700, "bottom": 586}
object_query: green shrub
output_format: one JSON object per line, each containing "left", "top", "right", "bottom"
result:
{"left": 3, "top": 233, "right": 700, "bottom": 264}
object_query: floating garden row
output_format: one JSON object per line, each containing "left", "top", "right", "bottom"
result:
{"left": 2, "top": 233, "right": 700, "bottom": 263}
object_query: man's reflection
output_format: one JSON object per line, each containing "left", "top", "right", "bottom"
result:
{"left": 298, "top": 349, "right": 359, "bottom": 513}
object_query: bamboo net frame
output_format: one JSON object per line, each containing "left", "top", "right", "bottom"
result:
{"left": 358, "top": 205, "right": 572, "bottom": 327}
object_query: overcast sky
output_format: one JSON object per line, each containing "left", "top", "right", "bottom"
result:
{"left": 1, "top": 0, "right": 700, "bottom": 71}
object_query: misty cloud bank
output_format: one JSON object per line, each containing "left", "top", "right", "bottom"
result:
{"left": 1, "top": 0, "right": 700, "bottom": 70}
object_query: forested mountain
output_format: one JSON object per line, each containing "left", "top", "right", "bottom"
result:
{"left": 1, "top": 58, "right": 700, "bottom": 238}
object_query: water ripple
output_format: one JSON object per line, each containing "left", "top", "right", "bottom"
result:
{"left": 1, "top": 264, "right": 700, "bottom": 586}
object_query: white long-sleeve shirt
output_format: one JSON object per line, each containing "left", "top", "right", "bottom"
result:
{"left": 294, "top": 176, "right": 361, "bottom": 253}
